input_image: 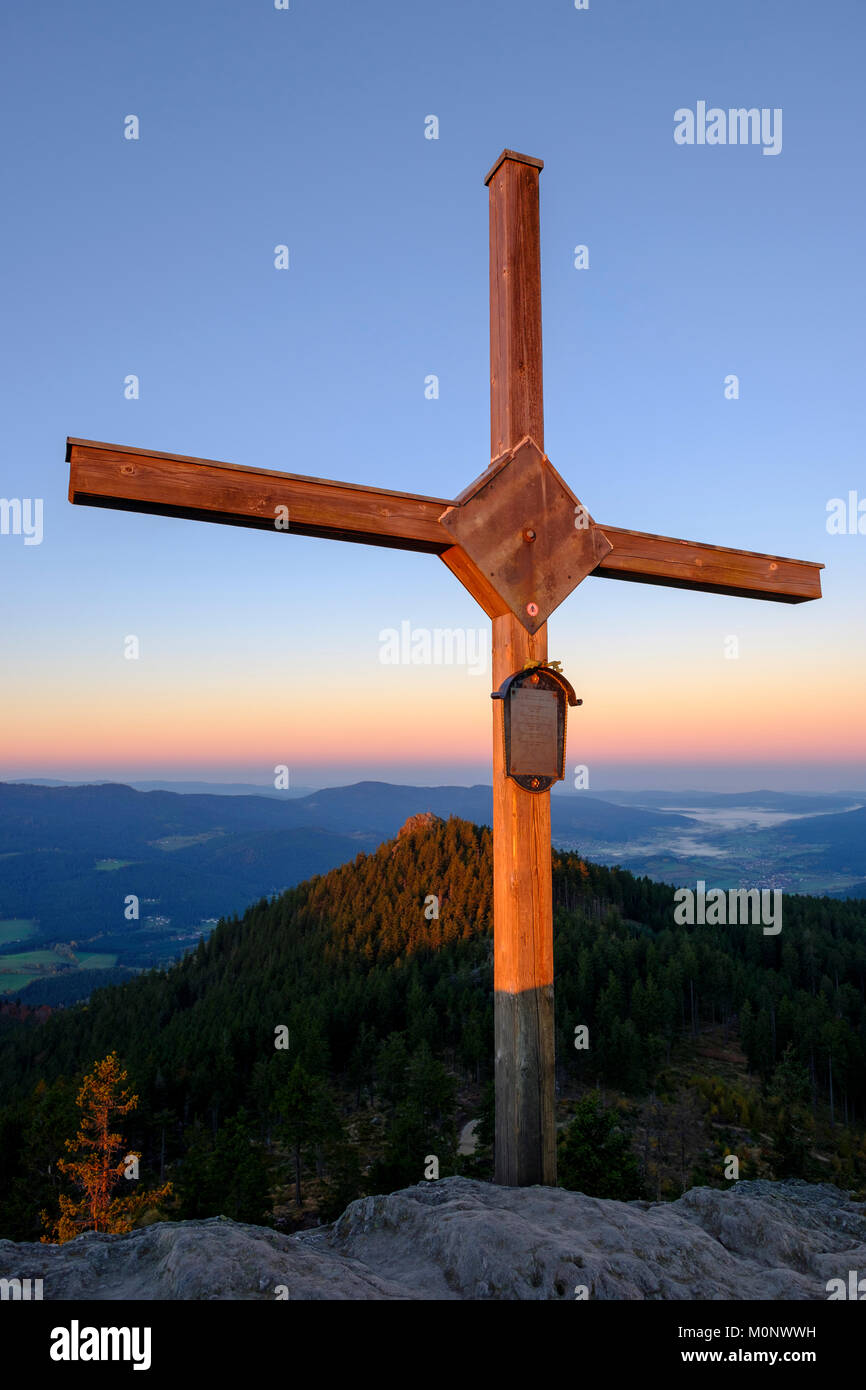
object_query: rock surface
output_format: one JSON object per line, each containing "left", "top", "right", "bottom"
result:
{"left": 395, "top": 812, "right": 444, "bottom": 842}
{"left": 1, "top": 1178, "right": 864, "bottom": 1300}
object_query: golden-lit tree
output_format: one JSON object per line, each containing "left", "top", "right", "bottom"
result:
{"left": 41, "top": 1052, "right": 172, "bottom": 1244}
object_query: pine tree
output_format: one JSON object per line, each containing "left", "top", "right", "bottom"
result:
{"left": 558, "top": 1093, "right": 642, "bottom": 1200}
{"left": 319, "top": 1129, "right": 364, "bottom": 1221}
{"left": 205, "top": 1109, "right": 272, "bottom": 1224}
{"left": 41, "top": 1053, "right": 172, "bottom": 1244}
{"left": 766, "top": 1043, "right": 813, "bottom": 1178}
{"left": 277, "top": 1060, "right": 338, "bottom": 1207}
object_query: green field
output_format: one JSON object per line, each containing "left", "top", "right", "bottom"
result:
{"left": 1, "top": 949, "right": 61, "bottom": 969}
{"left": 0, "top": 972, "right": 38, "bottom": 994}
{"left": 0, "top": 919, "right": 37, "bottom": 945}
{"left": 151, "top": 831, "right": 223, "bottom": 852}
{"left": 0, "top": 942, "right": 119, "bottom": 994}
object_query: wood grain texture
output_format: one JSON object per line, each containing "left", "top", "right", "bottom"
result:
{"left": 594, "top": 525, "right": 823, "bottom": 602}
{"left": 67, "top": 440, "right": 448, "bottom": 555}
{"left": 492, "top": 610, "right": 555, "bottom": 1186}
{"left": 438, "top": 545, "right": 511, "bottom": 619}
{"left": 492, "top": 613, "right": 553, "bottom": 996}
{"left": 488, "top": 152, "right": 557, "bottom": 1187}
{"left": 488, "top": 156, "right": 545, "bottom": 463}
{"left": 68, "top": 439, "right": 822, "bottom": 602}
{"left": 440, "top": 436, "right": 614, "bottom": 633}
{"left": 494, "top": 986, "right": 556, "bottom": 1188}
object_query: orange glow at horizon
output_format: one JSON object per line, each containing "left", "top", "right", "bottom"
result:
{"left": 3, "top": 648, "right": 864, "bottom": 773}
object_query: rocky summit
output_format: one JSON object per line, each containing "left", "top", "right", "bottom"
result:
{"left": 2, "top": 1178, "right": 865, "bottom": 1300}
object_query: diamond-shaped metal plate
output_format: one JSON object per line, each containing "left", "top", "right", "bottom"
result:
{"left": 439, "top": 437, "right": 612, "bottom": 634}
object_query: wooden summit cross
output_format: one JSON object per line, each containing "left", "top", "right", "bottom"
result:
{"left": 67, "top": 150, "right": 823, "bottom": 1187}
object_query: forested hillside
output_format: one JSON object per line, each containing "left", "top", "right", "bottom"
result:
{"left": 1, "top": 813, "right": 865, "bottom": 1240}
{"left": 0, "top": 780, "right": 692, "bottom": 991}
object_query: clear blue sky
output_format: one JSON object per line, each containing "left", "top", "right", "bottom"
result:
{"left": 2, "top": 0, "right": 864, "bottom": 790}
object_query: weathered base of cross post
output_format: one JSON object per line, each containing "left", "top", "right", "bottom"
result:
{"left": 494, "top": 986, "right": 556, "bottom": 1186}
{"left": 492, "top": 611, "right": 557, "bottom": 1186}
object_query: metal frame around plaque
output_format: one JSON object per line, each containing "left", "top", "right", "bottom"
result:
{"left": 491, "top": 665, "right": 581, "bottom": 794}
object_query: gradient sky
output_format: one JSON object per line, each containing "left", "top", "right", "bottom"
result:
{"left": 2, "top": 0, "right": 864, "bottom": 791}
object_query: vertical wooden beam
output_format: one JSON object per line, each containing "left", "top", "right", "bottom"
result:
{"left": 486, "top": 150, "right": 556, "bottom": 1187}
{"left": 486, "top": 150, "right": 546, "bottom": 460}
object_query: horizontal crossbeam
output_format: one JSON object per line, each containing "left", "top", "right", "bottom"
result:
{"left": 67, "top": 438, "right": 823, "bottom": 603}
{"left": 590, "top": 524, "right": 822, "bottom": 604}
{"left": 67, "top": 438, "right": 447, "bottom": 554}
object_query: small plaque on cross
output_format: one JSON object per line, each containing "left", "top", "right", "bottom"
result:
{"left": 509, "top": 688, "right": 559, "bottom": 776}
{"left": 492, "top": 664, "right": 581, "bottom": 794}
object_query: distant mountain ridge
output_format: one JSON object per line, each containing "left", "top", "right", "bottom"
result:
{"left": 594, "top": 789, "right": 864, "bottom": 812}
{"left": 9, "top": 778, "right": 315, "bottom": 798}
{"left": 2, "top": 780, "right": 865, "bottom": 1003}
{"left": 0, "top": 779, "right": 692, "bottom": 850}
{"left": 772, "top": 805, "right": 866, "bottom": 868}
{"left": 0, "top": 780, "right": 693, "bottom": 999}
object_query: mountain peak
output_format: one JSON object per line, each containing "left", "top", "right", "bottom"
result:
{"left": 396, "top": 812, "right": 445, "bottom": 840}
